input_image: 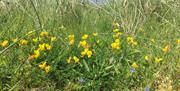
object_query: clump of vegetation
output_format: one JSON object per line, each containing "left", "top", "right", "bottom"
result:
{"left": 0, "top": 0, "right": 179, "bottom": 90}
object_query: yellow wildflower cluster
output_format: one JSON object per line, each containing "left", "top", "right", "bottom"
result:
{"left": 40, "top": 31, "right": 49, "bottom": 37}
{"left": 127, "top": 36, "right": 138, "bottom": 46}
{"left": 68, "top": 34, "right": 75, "bottom": 45}
{"left": 81, "top": 48, "right": 93, "bottom": 58}
{"left": 82, "top": 34, "right": 89, "bottom": 40}
{"left": 113, "top": 29, "right": 122, "bottom": 38}
{"left": 30, "top": 43, "right": 52, "bottom": 59}
{"left": 111, "top": 39, "right": 120, "bottom": 50}
{"left": 0, "top": 40, "right": 9, "bottom": 47}
{"left": 20, "top": 39, "right": 28, "bottom": 45}
{"left": 67, "top": 56, "right": 80, "bottom": 63}
{"left": 38, "top": 62, "right": 51, "bottom": 73}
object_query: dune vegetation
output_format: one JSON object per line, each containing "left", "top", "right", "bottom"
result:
{"left": 0, "top": 0, "right": 180, "bottom": 90}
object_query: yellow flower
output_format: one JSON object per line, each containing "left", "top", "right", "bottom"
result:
{"left": 115, "top": 39, "right": 120, "bottom": 43}
{"left": 73, "top": 56, "right": 80, "bottom": 63}
{"left": 40, "top": 31, "right": 48, "bottom": 36}
{"left": 20, "top": 39, "right": 28, "bottom": 45}
{"left": 82, "top": 34, "right": 88, "bottom": 40}
{"left": 0, "top": 40, "right": 9, "bottom": 47}
{"left": 34, "top": 49, "right": 40, "bottom": 58}
{"left": 87, "top": 50, "right": 92, "bottom": 58}
{"left": 113, "top": 32, "right": 122, "bottom": 38}
{"left": 155, "top": 57, "right": 163, "bottom": 63}
{"left": 177, "top": 39, "right": 180, "bottom": 45}
{"left": 145, "top": 55, "right": 150, "bottom": 61}
{"left": 38, "top": 62, "right": 47, "bottom": 69}
{"left": 127, "top": 36, "right": 137, "bottom": 46}
{"left": 111, "top": 43, "right": 120, "bottom": 49}
{"left": 32, "top": 38, "right": 38, "bottom": 43}
{"left": 51, "top": 37, "right": 57, "bottom": 42}
{"left": 45, "top": 65, "right": 51, "bottom": 73}
{"left": 38, "top": 43, "right": 46, "bottom": 51}
{"left": 12, "top": 38, "right": 18, "bottom": 43}
{"left": 78, "top": 40, "right": 87, "bottom": 48}
{"left": 81, "top": 51, "right": 86, "bottom": 57}
{"left": 81, "top": 48, "right": 93, "bottom": 58}
{"left": 131, "top": 62, "right": 139, "bottom": 68}
{"left": 93, "top": 32, "right": 98, "bottom": 36}
{"left": 68, "top": 34, "right": 75, "bottom": 45}
{"left": 45, "top": 44, "right": 52, "bottom": 50}
{"left": 67, "top": 57, "right": 72, "bottom": 64}
{"left": 162, "top": 45, "right": 170, "bottom": 53}
{"left": 113, "top": 29, "right": 119, "bottom": 33}
{"left": 111, "top": 39, "right": 120, "bottom": 50}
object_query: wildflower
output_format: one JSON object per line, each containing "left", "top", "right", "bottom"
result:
{"left": 113, "top": 29, "right": 120, "bottom": 33}
{"left": 87, "top": 50, "right": 92, "bottom": 58}
{"left": 45, "top": 65, "right": 51, "bottom": 73}
{"left": 113, "top": 32, "right": 122, "bottom": 38}
{"left": 34, "top": 49, "right": 40, "bottom": 58}
{"left": 38, "top": 62, "right": 47, "bottom": 69}
{"left": 20, "top": 39, "right": 28, "bottom": 45}
{"left": 131, "top": 62, "right": 139, "bottom": 68}
{"left": 155, "top": 57, "right": 162, "bottom": 63}
{"left": 45, "top": 44, "right": 52, "bottom": 50}
{"left": 40, "top": 31, "right": 48, "bottom": 36}
{"left": 177, "top": 39, "right": 180, "bottom": 45}
{"left": 79, "top": 77, "right": 86, "bottom": 84}
{"left": 93, "top": 32, "right": 98, "bottom": 36}
{"left": 111, "top": 42, "right": 120, "bottom": 49}
{"left": 12, "top": 38, "right": 18, "bottom": 43}
{"left": 68, "top": 34, "right": 75, "bottom": 45}
{"left": 130, "top": 68, "right": 136, "bottom": 73}
{"left": 50, "top": 37, "right": 57, "bottom": 42}
{"left": 32, "top": 38, "right": 38, "bottom": 43}
{"left": 73, "top": 56, "right": 80, "bottom": 63}
{"left": 0, "top": 40, "right": 9, "bottom": 47}
{"left": 127, "top": 36, "right": 137, "bottom": 46}
{"left": 81, "top": 50, "right": 87, "bottom": 57}
{"left": 162, "top": 45, "right": 170, "bottom": 53}
{"left": 145, "top": 55, "right": 150, "bottom": 61}
{"left": 78, "top": 40, "right": 87, "bottom": 48}
{"left": 111, "top": 39, "right": 120, "bottom": 50}
{"left": 81, "top": 48, "right": 93, "bottom": 58}
{"left": 144, "top": 87, "right": 149, "bottom": 91}
{"left": 67, "top": 57, "right": 72, "bottom": 64}
{"left": 82, "top": 34, "right": 88, "bottom": 40}
{"left": 38, "top": 43, "right": 46, "bottom": 51}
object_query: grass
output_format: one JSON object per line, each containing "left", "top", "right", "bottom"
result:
{"left": 0, "top": 0, "right": 180, "bottom": 90}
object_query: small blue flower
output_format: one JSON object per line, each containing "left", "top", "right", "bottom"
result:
{"left": 130, "top": 68, "right": 136, "bottom": 73}
{"left": 79, "top": 77, "right": 86, "bottom": 84}
{"left": 144, "top": 87, "right": 149, "bottom": 91}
